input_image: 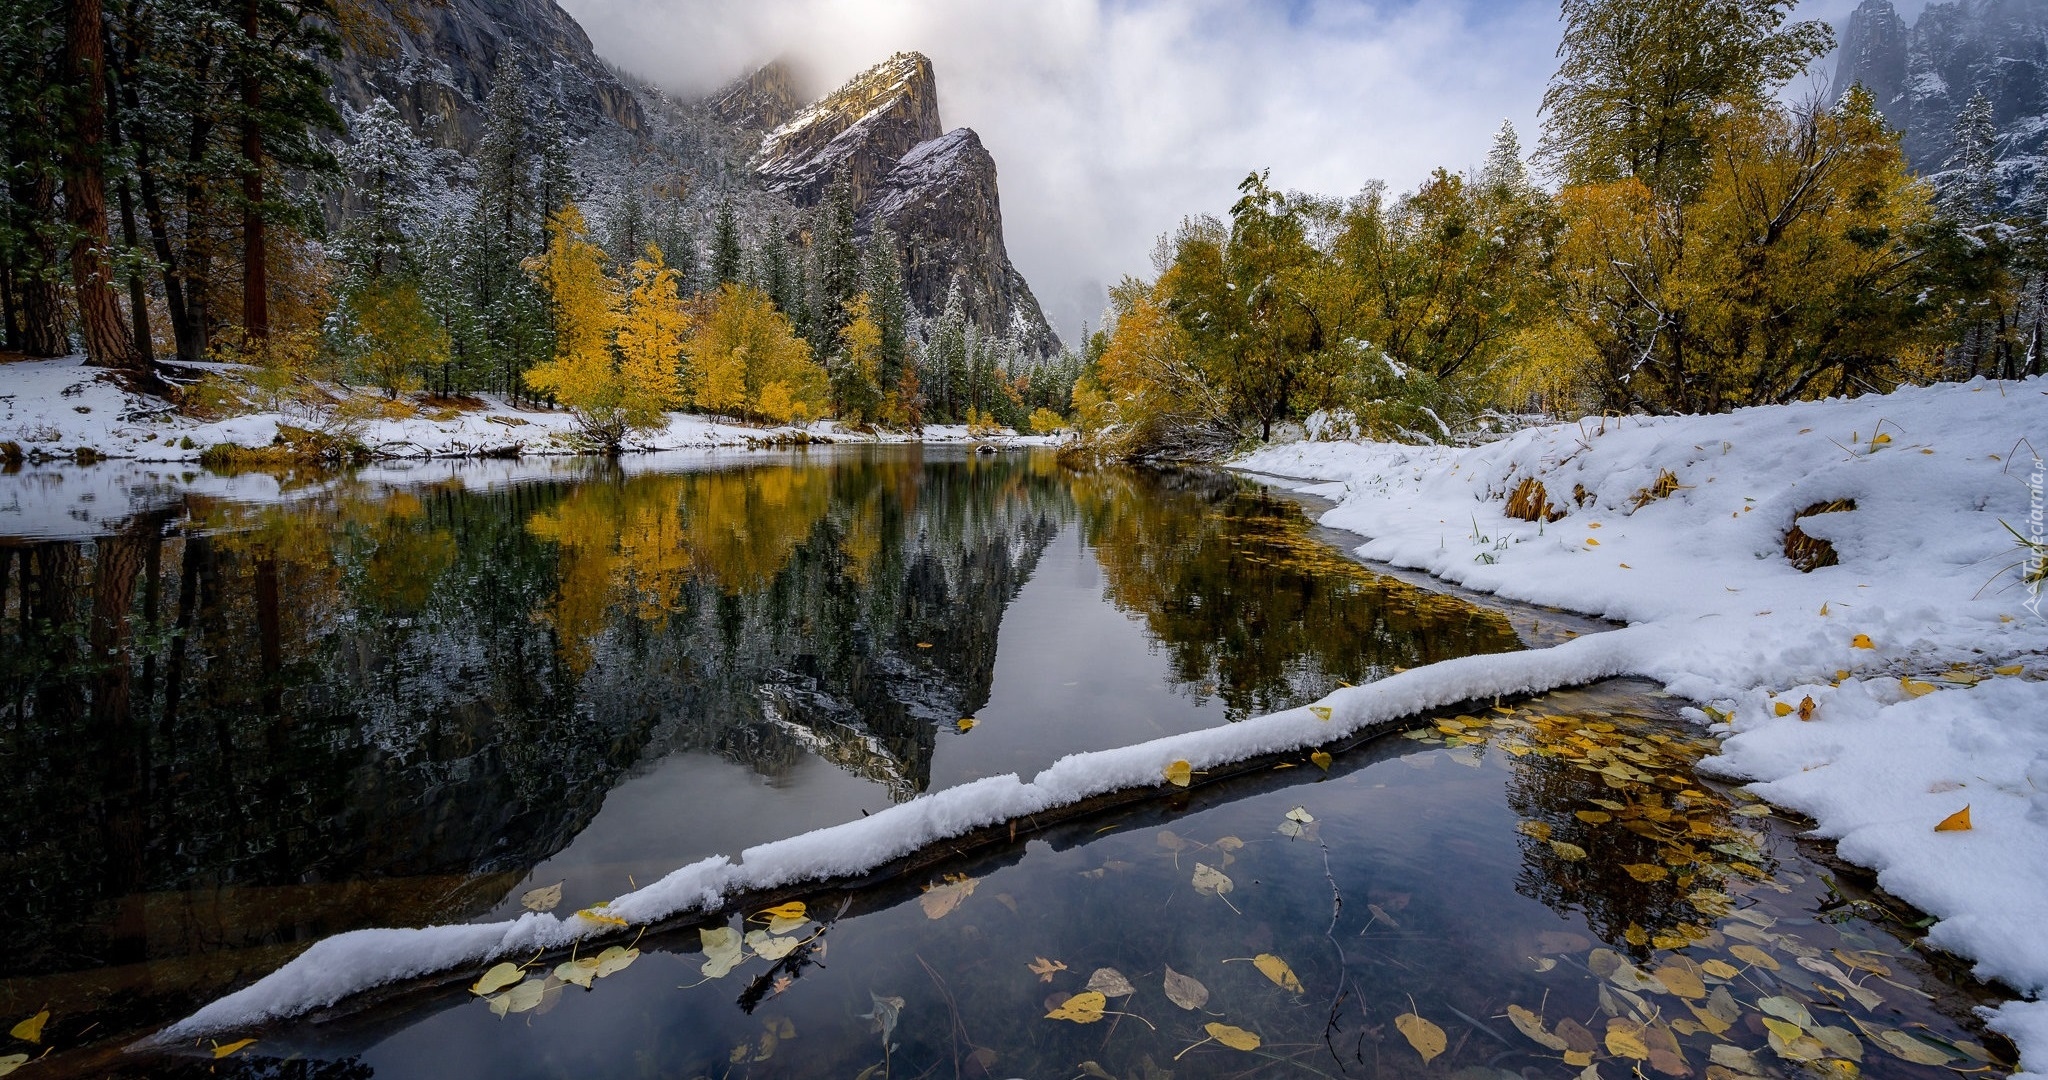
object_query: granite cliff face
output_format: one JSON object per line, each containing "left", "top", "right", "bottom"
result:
{"left": 1833, "top": 0, "right": 2048, "bottom": 202}
{"left": 320, "top": 0, "right": 643, "bottom": 155}
{"left": 747, "top": 53, "right": 1061, "bottom": 355}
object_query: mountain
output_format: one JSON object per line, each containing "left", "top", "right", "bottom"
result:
{"left": 322, "top": 5, "right": 1062, "bottom": 355}
{"left": 1833, "top": 0, "right": 2048, "bottom": 204}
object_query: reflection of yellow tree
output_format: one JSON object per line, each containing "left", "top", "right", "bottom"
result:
{"left": 525, "top": 466, "right": 836, "bottom": 672}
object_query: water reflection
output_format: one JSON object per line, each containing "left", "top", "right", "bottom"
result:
{"left": 0, "top": 448, "right": 1524, "bottom": 1059}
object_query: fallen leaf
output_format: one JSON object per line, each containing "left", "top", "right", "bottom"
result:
{"left": 555, "top": 957, "right": 601, "bottom": 988}
{"left": 0, "top": 1055, "right": 25, "bottom": 1077}
{"left": 919, "top": 874, "right": 978, "bottom": 919}
{"left": 1851, "top": 634, "right": 1874, "bottom": 650}
{"left": 955, "top": 717, "right": 977, "bottom": 732}
{"left": 1934, "top": 805, "right": 1972, "bottom": 832}
{"left": 1605, "top": 1019, "right": 1649, "bottom": 1060}
{"left": 1576, "top": 810, "right": 1613, "bottom": 824}
{"left": 1086, "top": 967, "right": 1136, "bottom": 997}
{"left": 8, "top": 1012, "right": 46, "bottom": 1045}
{"left": 211, "top": 1038, "right": 256, "bottom": 1059}
{"left": 1550, "top": 840, "right": 1589, "bottom": 860}
{"left": 1395, "top": 1013, "right": 1447, "bottom": 1064}
{"left": 1253, "top": 953, "right": 1305, "bottom": 994}
{"left": 1994, "top": 664, "right": 2025, "bottom": 676}
{"left": 1900, "top": 677, "right": 1938, "bottom": 698}
{"left": 489, "top": 979, "right": 546, "bottom": 1017}
{"left": 758, "top": 901, "right": 808, "bottom": 935}
{"left": 1798, "top": 695, "right": 1816, "bottom": 721}
{"left": 576, "top": 904, "right": 628, "bottom": 927}
{"left": 1623, "top": 863, "right": 1671, "bottom": 882}
{"left": 1164, "top": 760, "right": 1193, "bottom": 787}
{"left": 1310, "top": 705, "right": 1333, "bottom": 722}
{"left": 1759, "top": 996, "right": 1816, "bottom": 1031}
{"left": 1557, "top": 1017, "right": 1601, "bottom": 1054}
{"left": 471, "top": 962, "right": 524, "bottom": 996}
{"left": 1046, "top": 991, "right": 1107, "bottom": 1023}
{"left": 1701, "top": 959, "right": 1739, "bottom": 979}
{"left": 1875, "top": 1030, "right": 1956, "bottom": 1065}
{"left": 1653, "top": 961, "right": 1706, "bottom": 999}
{"left": 1711, "top": 1044, "right": 1762, "bottom": 1074}
{"left": 745, "top": 930, "right": 798, "bottom": 961}
{"left": 1368, "top": 902, "right": 1399, "bottom": 927}
{"left": 519, "top": 881, "right": 563, "bottom": 913}
{"left": 1028, "top": 957, "right": 1068, "bottom": 982}
{"left": 1311, "top": 750, "right": 1333, "bottom": 771}
{"left": 701, "top": 926, "right": 745, "bottom": 978}
{"left": 1729, "top": 944, "right": 1778, "bottom": 970}
{"left": 1774, "top": 701, "right": 1794, "bottom": 717}
{"left": 1192, "top": 862, "right": 1233, "bottom": 898}
{"left": 863, "top": 993, "right": 904, "bottom": 1043}
{"left": 1163, "top": 966, "right": 1209, "bottom": 1010}
{"left": 1508, "top": 1004, "right": 1570, "bottom": 1051}
{"left": 1205, "top": 1022, "right": 1262, "bottom": 1051}
{"left": 1586, "top": 537, "right": 1601, "bottom": 546}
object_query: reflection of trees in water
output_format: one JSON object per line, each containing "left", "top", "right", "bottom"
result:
{"left": 1074, "top": 468, "right": 1523, "bottom": 720}
{"left": 1501, "top": 707, "right": 1768, "bottom": 960}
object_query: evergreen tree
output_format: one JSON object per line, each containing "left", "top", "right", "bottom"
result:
{"left": 924, "top": 281, "right": 970, "bottom": 421}
{"left": 1941, "top": 91, "right": 2000, "bottom": 222}
{"left": 862, "top": 226, "right": 910, "bottom": 401}
{"left": 535, "top": 98, "right": 573, "bottom": 222}
{"left": 815, "top": 179, "right": 862, "bottom": 343}
{"left": 0, "top": 1, "right": 67, "bottom": 356}
{"left": 463, "top": 54, "right": 549, "bottom": 398}
{"left": 712, "top": 196, "right": 744, "bottom": 286}
{"left": 757, "top": 220, "right": 795, "bottom": 316}
{"left": 1479, "top": 120, "right": 1530, "bottom": 197}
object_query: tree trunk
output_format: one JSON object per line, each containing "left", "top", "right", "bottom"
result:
{"left": 63, "top": 0, "right": 146, "bottom": 375}
{"left": 102, "top": 29, "right": 151, "bottom": 363}
{"left": 14, "top": 172, "right": 69, "bottom": 357}
{"left": 239, "top": 0, "right": 267, "bottom": 344}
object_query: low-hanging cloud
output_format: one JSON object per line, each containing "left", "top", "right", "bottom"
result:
{"left": 555, "top": 0, "right": 1885, "bottom": 342}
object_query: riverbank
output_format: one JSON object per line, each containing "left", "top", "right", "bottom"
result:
{"left": 0, "top": 355, "right": 1051, "bottom": 464}
{"left": 1234, "top": 375, "right": 2048, "bottom": 1074}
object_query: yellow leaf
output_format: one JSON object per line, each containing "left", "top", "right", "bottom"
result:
{"left": 1310, "top": 704, "right": 1333, "bottom": 722}
{"left": 520, "top": 881, "right": 563, "bottom": 913}
{"left": 1875, "top": 1030, "right": 1956, "bottom": 1065}
{"left": 1701, "top": 959, "right": 1739, "bottom": 979}
{"left": 1311, "top": 750, "right": 1333, "bottom": 771}
{"left": 1729, "top": 944, "right": 1779, "bottom": 970}
{"left": 1164, "top": 760, "right": 1192, "bottom": 787}
{"left": 1586, "top": 537, "right": 1601, "bottom": 546}
{"left": 471, "top": 961, "right": 525, "bottom": 996}
{"left": 1762, "top": 1017, "right": 1806, "bottom": 1043}
{"left": 757, "top": 901, "right": 808, "bottom": 934}
{"left": 1605, "top": 1019, "right": 1649, "bottom": 1060}
{"left": 1163, "top": 965, "right": 1209, "bottom": 1010}
{"left": 746, "top": 930, "right": 798, "bottom": 960}
{"left": 1564, "top": 1051, "right": 1593, "bottom": 1067}
{"left": 1507, "top": 1004, "right": 1570, "bottom": 1051}
{"left": 9, "top": 1011, "right": 47, "bottom": 1044}
{"left": 919, "top": 874, "right": 978, "bottom": 919}
{"left": 576, "top": 904, "right": 628, "bottom": 927}
{"left": 1774, "top": 701, "right": 1793, "bottom": 716}
{"left": 211, "top": 1038, "right": 257, "bottom": 1059}
{"left": 1900, "top": 677, "right": 1937, "bottom": 698}
{"left": 489, "top": 979, "right": 547, "bottom": 1017}
{"left": 1028, "top": 957, "right": 1068, "bottom": 982}
{"left": 1396, "top": 1013, "right": 1447, "bottom": 1064}
{"left": 1851, "top": 634, "right": 1874, "bottom": 649}
{"left": 1819, "top": 602, "right": 1830, "bottom": 616}
{"left": 595, "top": 944, "right": 639, "bottom": 977}
{"left": 955, "top": 717, "right": 977, "bottom": 732}
{"left": 701, "top": 926, "right": 745, "bottom": 978}
{"left": 1654, "top": 962, "right": 1706, "bottom": 999}
{"left": 1253, "top": 953, "right": 1305, "bottom": 994}
{"left": 1686, "top": 1001, "right": 1732, "bottom": 1036}
{"left": 916, "top": 642, "right": 932, "bottom": 648}
{"left": 1045, "top": 991, "right": 1107, "bottom": 1023}
{"left": 0, "top": 1054, "right": 26, "bottom": 1077}
{"left": 1798, "top": 695, "right": 1816, "bottom": 721}
{"left": 1994, "top": 664, "right": 2024, "bottom": 676}
{"left": 1934, "top": 805, "right": 1972, "bottom": 832}
{"left": 1191, "top": 862, "right": 1234, "bottom": 898}
{"left": 1205, "top": 1022, "right": 1262, "bottom": 1051}
{"left": 1871, "top": 432, "right": 1891, "bottom": 446}
{"left": 1550, "top": 840, "right": 1588, "bottom": 860}
{"left": 555, "top": 957, "right": 601, "bottom": 988}
{"left": 1622, "top": 863, "right": 1670, "bottom": 882}
{"left": 1576, "top": 810, "right": 1612, "bottom": 824}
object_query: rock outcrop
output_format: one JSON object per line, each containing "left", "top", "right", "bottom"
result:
{"left": 1833, "top": 0, "right": 2048, "bottom": 202}
{"left": 710, "top": 59, "right": 805, "bottom": 133}
{"left": 319, "top": 0, "right": 643, "bottom": 155}
{"left": 750, "top": 53, "right": 1061, "bottom": 354}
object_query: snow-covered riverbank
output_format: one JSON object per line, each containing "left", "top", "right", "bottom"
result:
{"left": 0, "top": 355, "right": 1049, "bottom": 463}
{"left": 1236, "top": 376, "right": 2048, "bottom": 1072}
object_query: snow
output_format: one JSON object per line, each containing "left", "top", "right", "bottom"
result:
{"left": 1235, "top": 376, "right": 2048, "bottom": 1074}
{"left": 0, "top": 356, "right": 1052, "bottom": 469}
{"left": 142, "top": 375, "right": 2048, "bottom": 1071}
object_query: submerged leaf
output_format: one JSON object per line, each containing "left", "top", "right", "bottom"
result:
{"left": 862, "top": 993, "right": 904, "bottom": 1043}
{"left": 0, "top": 1055, "right": 27, "bottom": 1077}
{"left": 1205, "top": 1022, "right": 1262, "bottom": 1051}
{"left": 1508, "top": 1004, "right": 1570, "bottom": 1051}
{"left": 1086, "top": 968, "right": 1136, "bottom": 997}
{"left": 1028, "top": 957, "right": 1068, "bottom": 982}
{"left": 1605, "top": 1019, "right": 1649, "bottom": 1060}
{"left": 519, "top": 881, "right": 563, "bottom": 913}
{"left": 1395, "top": 1013, "right": 1447, "bottom": 1064}
{"left": 701, "top": 926, "right": 745, "bottom": 978}
{"left": 1253, "top": 953, "right": 1305, "bottom": 994}
{"left": 1163, "top": 966, "right": 1209, "bottom": 1010}
{"left": 1874, "top": 1030, "right": 1956, "bottom": 1065}
{"left": 1046, "top": 991, "right": 1108, "bottom": 1023}
{"left": 8, "top": 1012, "right": 46, "bottom": 1045}
{"left": 1191, "top": 862, "right": 1233, "bottom": 897}
{"left": 919, "top": 874, "right": 978, "bottom": 919}
{"left": 489, "top": 979, "right": 546, "bottom": 1017}
{"left": 1729, "top": 944, "right": 1779, "bottom": 971}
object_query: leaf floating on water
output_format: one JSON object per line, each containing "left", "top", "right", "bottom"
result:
{"left": 519, "top": 881, "right": 563, "bottom": 913}
{"left": 1310, "top": 705, "right": 1333, "bottom": 722}
{"left": 1164, "top": 760, "right": 1193, "bottom": 788}
{"left": 0, "top": 1054, "right": 26, "bottom": 1077}
{"left": 1163, "top": 966, "right": 1209, "bottom": 1010}
{"left": 9, "top": 1011, "right": 46, "bottom": 1045}
{"left": 1508, "top": 1004, "right": 1570, "bottom": 1051}
{"left": 1311, "top": 750, "right": 1333, "bottom": 771}
{"left": 701, "top": 926, "right": 745, "bottom": 978}
{"left": 212, "top": 1038, "right": 257, "bottom": 1059}
{"left": 1605, "top": 1018, "right": 1650, "bottom": 1060}
{"left": 1653, "top": 960, "right": 1706, "bottom": 999}
{"left": 555, "top": 957, "right": 601, "bottom": 988}
{"left": 955, "top": 717, "right": 977, "bottom": 732}
{"left": 757, "top": 901, "right": 808, "bottom": 934}
{"left": 1728, "top": 944, "right": 1779, "bottom": 971}
{"left": 1576, "top": 809, "right": 1613, "bottom": 824}
{"left": 489, "top": 979, "right": 547, "bottom": 1017}
{"left": 1701, "top": 958, "right": 1739, "bottom": 979}
{"left": 594, "top": 944, "right": 639, "bottom": 977}
{"left": 1045, "top": 991, "right": 1108, "bottom": 1023}
{"left": 1028, "top": 957, "right": 1068, "bottom": 982}
{"left": 1204, "top": 1022, "right": 1262, "bottom": 1051}
{"left": 1550, "top": 840, "right": 1589, "bottom": 860}
{"left": 1622, "top": 862, "right": 1670, "bottom": 883}
{"left": 1759, "top": 995, "right": 1816, "bottom": 1031}
{"left": 1395, "top": 1012, "right": 1447, "bottom": 1064}
{"left": 471, "top": 962, "right": 524, "bottom": 996}
{"left": 745, "top": 930, "right": 798, "bottom": 961}
{"left": 1191, "top": 862, "right": 1234, "bottom": 898}
{"left": 919, "top": 873, "right": 978, "bottom": 919}
{"left": 1253, "top": 953, "right": 1304, "bottom": 994}
{"left": 1875, "top": 1030, "right": 1956, "bottom": 1065}
{"left": 1086, "top": 967, "right": 1136, "bottom": 997}
{"left": 1518, "top": 820, "right": 1553, "bottom": 841}
{"left": 1934, "top": 805, "right": 1972, "bottom": 832}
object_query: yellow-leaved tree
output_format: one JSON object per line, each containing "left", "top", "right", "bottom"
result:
{"left": 685, "top": 283, "right": 825, "bottom": 425}
{"left": 833, "top": 292, "right": 886, "bottom": 425}
{"left": 525, "top": 206, "right": 689, "bottom": 452}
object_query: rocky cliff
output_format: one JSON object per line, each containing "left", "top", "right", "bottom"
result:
{"left": 1833, "top": 0, "right": 2048, "bottom": 203}
{"left": 747, "top": 53, "right": 1061, "bottom": 355}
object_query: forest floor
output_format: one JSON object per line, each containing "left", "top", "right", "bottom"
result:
{"left": 1234, "top": 375, "right": 2048, "bottom": 1074}
{"left": 0, "top": 355, "right": 1051, "bottom": 463}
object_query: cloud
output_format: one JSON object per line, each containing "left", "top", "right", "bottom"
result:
{"left": 554, "top": 0, "right": 1880, "bottom": 342}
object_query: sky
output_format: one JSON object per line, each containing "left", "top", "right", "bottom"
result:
{"left": 555, "top": 0, "right": 1904, "bottom": 344}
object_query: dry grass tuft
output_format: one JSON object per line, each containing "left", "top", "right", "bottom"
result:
{"left": 1629, "top": 469, "right": 1686, "bottom": 511}
{"left": 1505, "top": 477, "right": 1567, "bottom": 522}
{"left": 1784, "top": 499, "right": 1856, "bottom": 572}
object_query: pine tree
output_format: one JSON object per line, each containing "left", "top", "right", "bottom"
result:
{"left": 335, "top": 99, "right": 436, "bottom": 282}
{"left": 924, "top": 281, "right": 970, "bottom": 421}
{"left": 535, "top": 98, "right": 573, "bottom": 222}
{"left": 1479, "top": 120, "right": 1529, "bottom": 197}
{"left": 712, "top": 196, "right": 744, "bottom": 286}
{"left": 862, "top": 226, "right": 910, "bottom": 403}
{"left": 816, "top": 179, "right": 862, "bottom": 343}
{"left": 2, "top": 1, "right": 67, "bottom": 356}
{"left": 1941, "top": 91, "right": 2000, "bottom": 222}
{"left": 832, "top": 292, "right": 884, "bottom": 423}
{"left": 465, "top": 54, "right": 549, "bottom": 399}
{"left": 757, "top": 220, "right": 795, "bottom": 315}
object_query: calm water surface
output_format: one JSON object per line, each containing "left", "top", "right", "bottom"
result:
{"left": 2, "top": 446, "right": 1552, "bottom": 1071}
